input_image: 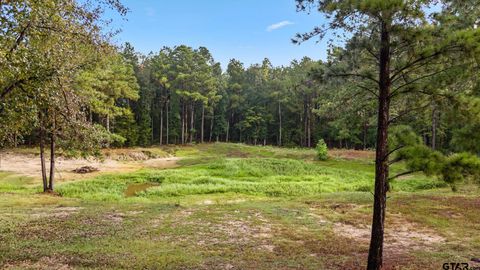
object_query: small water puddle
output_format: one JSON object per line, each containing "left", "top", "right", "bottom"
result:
{"left": 124, "top": 183, "right": 159, "bottom": 197}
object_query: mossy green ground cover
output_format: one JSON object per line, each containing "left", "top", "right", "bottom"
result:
{"left": 0, "top": 143, "right": 479, "bottom": 269}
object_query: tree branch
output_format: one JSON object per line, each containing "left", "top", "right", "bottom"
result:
{"left": 8, "top": 21, "right": 32, "bottom": 55}
{"left": 330, "top": 72, "right": 380, "bottom": 84}
{"left": 390, "top": 45, "right": 458, "bottom": 81}
{"left": 1, "top": 79, "right": 28, "bottom": 101}
{"left": 388, "top": 170, "right": 419, "bottom": 181}
{"left": 388, "top": 102, "right": 432, "bottom": 125}
{"left": 383, "top": 145, "right": 405, "bottom": 161}
{"left": 389, "top": 65, "right": 459, "bottom": 99}
{"left": 355, "top": 84, "right": 379, "bottom": 98}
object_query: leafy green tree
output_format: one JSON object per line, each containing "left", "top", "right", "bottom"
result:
{"left": 288, "top": 58, "right": 321, "bottom": 147}
{"left": 225, "top": 59, "right": 246, "bottom": 142}
{"left": 294, "top": 0, "right": 480, "bottom": 268}
{"left": 76, "top": 53, "right": 139, "bottom": 134}
{"left": 0, "top": 0, "right": 127, "bottom": 191}
{"left": 151, "top": 47, "right": 174, "bottom": 145}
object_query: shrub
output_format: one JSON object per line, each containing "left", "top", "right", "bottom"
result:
{"left": 441, "top": 152, "right": 480, "bottom": 191}
{"left": 316, "top": 139, "right": 328, "bottom": 161}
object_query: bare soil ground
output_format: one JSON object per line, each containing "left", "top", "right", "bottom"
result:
{"left": 0, "top": 151, "right": 180, "bottom": 182}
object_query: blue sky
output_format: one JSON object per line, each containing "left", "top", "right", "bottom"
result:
{"left": 107, "top": 0, "right": 330, "bottom": 68}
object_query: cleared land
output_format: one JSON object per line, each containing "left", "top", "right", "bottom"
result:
{"left": 0, "top": 143, "right": 479, "bottom": 269}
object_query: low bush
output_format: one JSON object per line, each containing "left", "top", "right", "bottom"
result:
{"left": 316, "top": 139, "right": 328, "bottom": 161}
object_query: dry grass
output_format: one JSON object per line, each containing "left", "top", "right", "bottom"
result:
{"left": 329, "top": 149, "right": 375, "bottom": 160}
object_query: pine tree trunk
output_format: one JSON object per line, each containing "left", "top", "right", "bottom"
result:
{"left": 201, "top": 104, "right": 205, "bottom": 143}
{"left": 181, "top": 102, "right": 185, "bottom": 144}
{"left": 367, "top": 21, "right": 391, "bottom": 270}
{"left": 185, "top": 105, "right": 188, "bottom": 144}
{"left": 190, "top": 102, "right": 194, "bottom": 143}
{"left": 209, "top": 110, "right": 214, "bottom": 142}
{"left": 106, "top": 115, "right": 110, "bottom": 132}
{"left": 151, "top": 114, "right": 154, "bottom": 143}
{"left": 160, "top": 106, "right": 163, "bottom": 145}
{"left": 166, "top": 101, "right": 169, "bottom": 145}
{"left": 48, "top": 131, "right": 55, "bottom": 191}
{"left": 431, "top": 103, "right": 437, "bottom": 150}
{"left": 303, "top": 99, "right": 308, "bottom": 147}
{"left": 226, "top": 121, "right": 230, "bottom": 142}
{"left": 363, "top": 119, "right": 368, "bottom": 150}
{"left": 39, "top": 125, "right": 48, "bottom": 192}
{"left": 278, "top": 101, "right": 282, "bottom": 146}
{"left": 48, "top": 113, "right": 56, "bottom": 192}
{"left": 307, "top": 110, "right": 311, "bottom": 148}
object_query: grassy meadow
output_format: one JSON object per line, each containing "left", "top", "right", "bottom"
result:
{"left": 0, "top": 143, "right": 479, "bottom": 269}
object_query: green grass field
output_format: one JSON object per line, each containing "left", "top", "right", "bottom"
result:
{"left": 1, "top": 143, "right": 479, "bottom": 269}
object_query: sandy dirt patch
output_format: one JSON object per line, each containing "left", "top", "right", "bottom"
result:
{"left": 0, "top": 153, "right": 140, "bottom": 181}
{"left": 0, "top": 152, "right": 180, "bottom": 182}
{"left": 3, "top": 255, "right": 73, "bottom": 270}
{"left": 196, "top": 212, "right": 275, "bottom": 252}
{"left": 331, "top": 214, "right": 445, "bottom": 254}
{"left": 30, "top": 206, "right": 83, "bottom": 219}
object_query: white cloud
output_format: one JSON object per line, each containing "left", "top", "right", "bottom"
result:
{"left": 237, "top": 45, "right": 254, "bottom": 49}
{"left": 266, "top": 20, "right": 294, "bottom": 32}
{"left": 145, "top": 7, "right": 156, "bottom": 17}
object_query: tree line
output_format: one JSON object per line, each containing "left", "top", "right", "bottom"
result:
{"left": 118, "top": 44, "right": 329, "bottom": 149}
{"left": 3, "top": 2, "right": 480, "bottom": 159}
{"left": 105, "top": 41, "right": 479, "bottom": 156}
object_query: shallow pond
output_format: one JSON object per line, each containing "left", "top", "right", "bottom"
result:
{"left": 124, "top": 183, "right": 159, "bottom": 197}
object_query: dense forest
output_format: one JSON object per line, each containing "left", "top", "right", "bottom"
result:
{"left": 112, "top": 40, "right": 480, "bottom": 153}
{"left": 2, "top": 2, "right": 480, "bottom": 156}
{"left": 4, "top": 40, "right": 480, "bottom": 154}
